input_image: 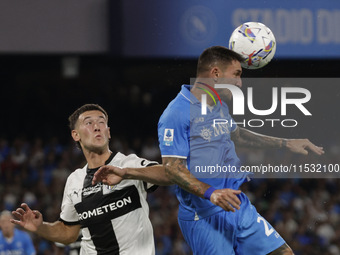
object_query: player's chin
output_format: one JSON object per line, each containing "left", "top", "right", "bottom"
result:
{"left": 89, "top": 144, "right": 108, "bottom": 154}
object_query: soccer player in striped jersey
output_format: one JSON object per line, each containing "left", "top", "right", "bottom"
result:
{"left": 11, "top": 104, "right": 170, "bottom": 255}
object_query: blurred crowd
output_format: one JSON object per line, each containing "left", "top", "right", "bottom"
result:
{"left": 0, "top": 135, "right": 339, "bottom": 255}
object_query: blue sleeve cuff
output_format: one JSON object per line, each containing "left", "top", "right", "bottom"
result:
{"left": 203, "top": 187, "right": 216, "bottom": 200}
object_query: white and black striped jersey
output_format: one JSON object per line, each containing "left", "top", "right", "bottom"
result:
{"left": 59, "top": 152, "right": 158, "bottom": 255}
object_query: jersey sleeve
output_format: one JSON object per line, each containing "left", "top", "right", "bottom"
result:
{"left": 120, "top": 154, "right": 159, "bottom": 192}
{"left": 143, "top": 161, "right": 159, "bottom": 192}
{"left": 59, "top": 174, "right": 80, "bottom": 225}
{"left": 158, "top": 106, "right": 190, "bottom": 158}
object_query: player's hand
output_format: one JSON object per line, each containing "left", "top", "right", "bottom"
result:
{"left": 11, "top": 203, "right": 43, "bottom": 232}
{"left": 286, "top": 139, "right": 324, "bottom": 155}
{"left": 92, "top": 165, "right": 126, "bottom": 185}
{"left": 210, "top": 189, "right": 242, "bottom": 212}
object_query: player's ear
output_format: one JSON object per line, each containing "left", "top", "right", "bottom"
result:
{"left": 108, "top": 127, "right": 111, "bottom": 139}
{"left": 72, "top": 130, "right": 80, "bottom": 142}
{"left": 210, "top": 67, "right": 220, "bottom": 79}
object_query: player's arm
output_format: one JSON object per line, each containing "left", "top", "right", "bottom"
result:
{"left": 92, "top": 164, "right": 173, "bottom": 186}
{"left": 162, "top": 157, "right": 241, "bottom": 212}
{"left": 11, "top": 203, "right": 80, "bottom": 245}
{"left": 231, "top": 126, "right": 324, "bottom": 155}
{"left": 34, "top": 220, "right": 80, "bottom": 245}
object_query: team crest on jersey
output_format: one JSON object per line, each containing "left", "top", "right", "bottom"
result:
{"left": 103, "top": 184, "right": 117, "bottom": 195}
{"left": 105, "top": 185, "right": 116, "bottom": 190}
{"left": 200, "top": 127, "right": 212, "bottom": 142}
{"left": 163, "top": 128, "right": 174, "bottom": 146}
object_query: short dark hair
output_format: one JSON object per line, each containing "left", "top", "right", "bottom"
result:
{"left": 196, "top": 46, "right": 244, "bottom": 75}
{"left": 68, "top": 104, "right": 108, "bottom": 131}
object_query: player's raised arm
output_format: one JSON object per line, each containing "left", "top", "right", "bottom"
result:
{"left": 162, "top": 157, "right": 241, "bottom": 212}
{"left": 231, "top": 126, "right": 324, "bottom": 155}
{"left": 92, "top": 164, "right": 173, "bottom": 186}
{"left": 11, "top": 203, "right": 80, "bottom": 245}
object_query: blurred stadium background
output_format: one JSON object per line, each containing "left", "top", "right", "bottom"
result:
{"left": 0, "top": 1, "right": 340, "bottom": 254}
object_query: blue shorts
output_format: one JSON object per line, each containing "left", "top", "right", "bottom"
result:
{"left": 178, "top": 193, "right": 285, "bottom": 255}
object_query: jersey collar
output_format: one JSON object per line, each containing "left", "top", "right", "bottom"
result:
{"left": 86, "top": 152, "right": 115, "bottom": 173}
{"left": 180, "top": 85, "right": 201, "bottom": 105}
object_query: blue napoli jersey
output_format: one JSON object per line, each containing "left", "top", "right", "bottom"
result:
{"left": 0, "top": 229, "right": 36, "bottom": 255}
{"left": 158, "top": 85, "right": 250, "bottom": 220}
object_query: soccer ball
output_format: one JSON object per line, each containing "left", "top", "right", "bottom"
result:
{"left": 229, "top": 22, "right": 276, "bottom": 69}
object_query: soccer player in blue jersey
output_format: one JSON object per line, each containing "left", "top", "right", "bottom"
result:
{"left": 0, "top": 210, "right": 36, "bottom": 255}
{"left": 157, "top": 46, "right": 324, "bottom": 255}
{"left": 92, "top": 47, "right": 324, "bottom": 254}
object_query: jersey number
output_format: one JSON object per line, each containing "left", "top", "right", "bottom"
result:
{"left": 257, "top": 216, "right": 274, "bottom": 237}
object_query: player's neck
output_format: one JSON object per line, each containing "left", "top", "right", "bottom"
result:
{"left": 192, "top": 80, "right": 216, "bottom": 106}
{"left": 3, "top": 231, "right": 14, "bottom": 240}
{"left": 84, "top": 149, "right": 112, "bottom": 169}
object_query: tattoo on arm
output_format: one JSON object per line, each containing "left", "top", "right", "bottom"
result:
{"left": 231, "top": 127, "right": 286, "bottom": 149}
{"left": 162, "top": 157, "right": 209, "bottom": 198}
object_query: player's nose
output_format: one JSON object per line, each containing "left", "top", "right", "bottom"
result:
{"left": 93, "top": 123, "right": 100, "bottom": 131}
{"left": 236, "top": 78, "right": 242, "bottom": 88}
